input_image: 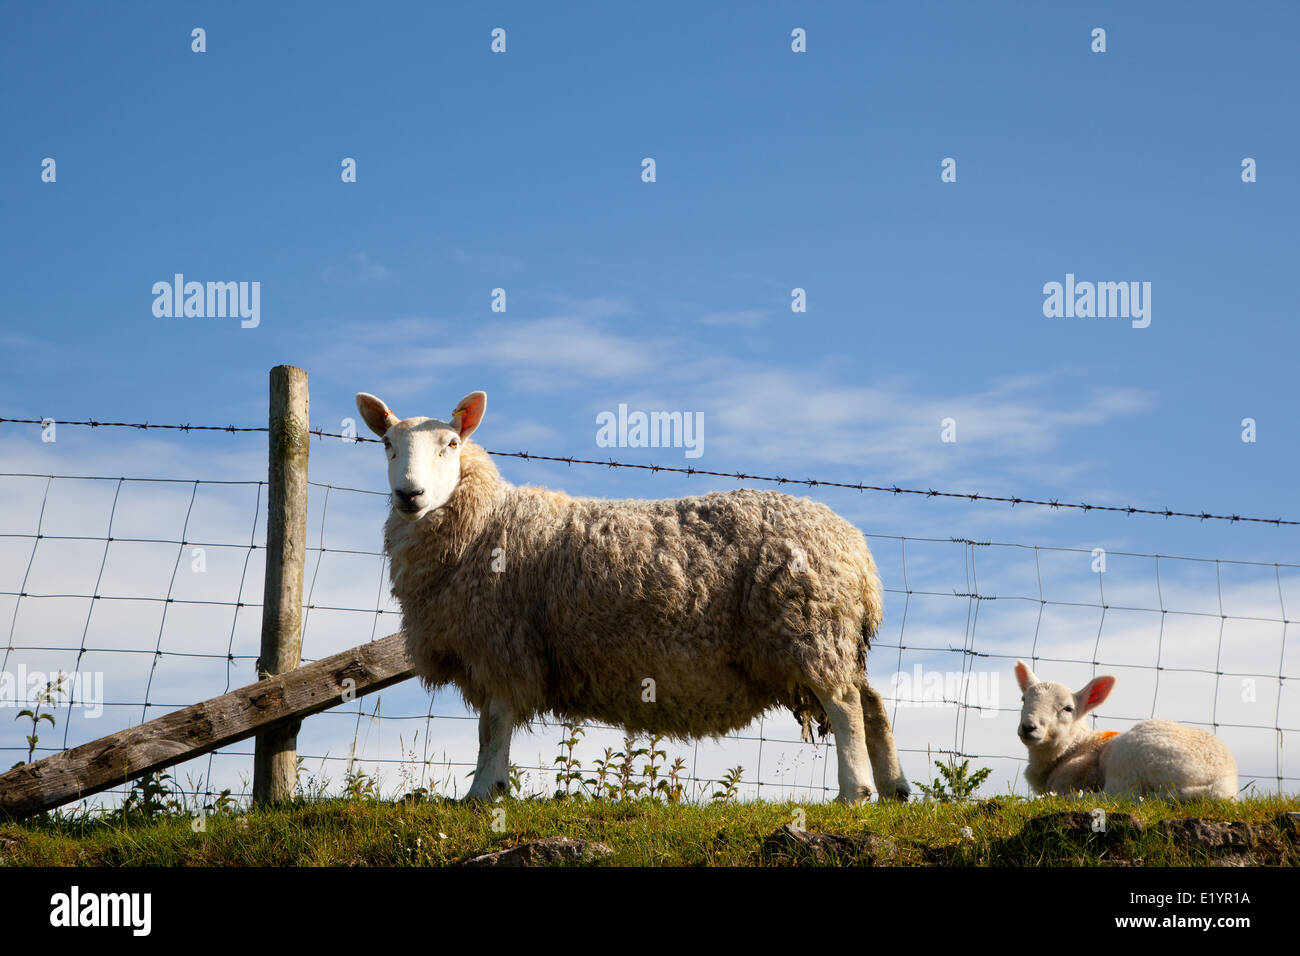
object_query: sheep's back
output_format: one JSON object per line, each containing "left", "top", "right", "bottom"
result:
{"left": 1102, "top": 720, "right": 1238, "bottom": 796}
{"left": 509, "top": 488, "right": 882, "bottom": 733}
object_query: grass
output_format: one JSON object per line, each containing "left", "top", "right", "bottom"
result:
{"left": 2, "top": 793, "right": 1297, "bottom": 866}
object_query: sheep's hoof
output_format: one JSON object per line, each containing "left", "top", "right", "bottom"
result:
{"left": 835, "top": 785, "right": 873, "bottom": 806}
{"left": 463, "top": 777, "right": 509, "bottom": 804}
{"left": 881, "top": 779, "right": 911, "bottom": 802}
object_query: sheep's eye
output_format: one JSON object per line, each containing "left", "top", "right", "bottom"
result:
{"left": 1062, "top": 704, "right": 1074, "bottom": 713}
{"left": 448, "top": 438, "right": 459, "bottom": 449}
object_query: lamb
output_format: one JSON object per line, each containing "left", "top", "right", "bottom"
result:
{"left": 355, "top": 389, "right": 911, "bottom": 804}
{"left": 1014, "top": 660, "right": 1238, "bottom": 801}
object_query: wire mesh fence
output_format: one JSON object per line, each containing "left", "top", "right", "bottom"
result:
{"left": 2, "top": 452, "right": 1295, "bottom": 812}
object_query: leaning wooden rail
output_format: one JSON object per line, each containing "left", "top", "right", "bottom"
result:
{"left": 0, "top": 632, "right": 413, "bottom": 820}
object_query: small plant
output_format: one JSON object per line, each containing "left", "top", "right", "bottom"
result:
{"left": 118, "top": 771, "right": 183, "bottom": 822}
{"left": 295, "top": 755, "right": 333, "bottom": 802}
{"left": 612, "top": 734, "right": 648, "bottom": 800}
{"left": 586, "top": 746, "right": 616, "bottom": 799}
{"left": 13, "top": 674, "right": 66, "bottom": 768}
{"left": 663, "top": 756, "right": 687, "bottom": 804}
{"left": 342, "top": 765, "right": 379, "bottom": 801}
{"left": 178, "top": 772, "right": 236, "bottom": 817}
{"left": 914, "top": 758, "right": 993, "bottom": 803}
{"left": 396, "top": 732, "right": 427, "bottom": 800}
{"left": 553, "top": 722, "right": 586, "bottom": 798}
{"left": 712, "top": 765, "right": 744, "bottom": 803}
{"left": 640, "top": 734, "right": 667, "bottom": 797}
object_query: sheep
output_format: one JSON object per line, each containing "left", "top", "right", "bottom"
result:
{"left": 354, "top": 389, "right": 911, "bottom": 804}
{"left": 1013, "top": 660, "right": 1238, "bottom": 801}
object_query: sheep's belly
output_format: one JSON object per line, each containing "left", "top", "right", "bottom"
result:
{"left": 543, "top": 677, "right": 784, "bottom": 738}
{"left": 537, "top": 639, "right": 811, "bottom": 738}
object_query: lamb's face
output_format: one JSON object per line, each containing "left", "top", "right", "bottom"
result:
{"left": 355, "top": 390, "right": 487, "bottom": 522}
{"left": 383, "top": 417, "right": 463, "bottom": 520}
{"left": 1014, "top": 659, "right": 1116, "bottom": 754}
{"left": 1016, "top": 680, "right": 1081, "bottom": 749}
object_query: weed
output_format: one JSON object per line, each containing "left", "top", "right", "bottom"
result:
{"left": 915, "top": 758, "right": 993, "bottom": 803}
{"left": 553, "top": 722, "right": 585, "bottom": 798}
{"left": 12, "top": 674, "right": 66, "bottom": 768}
{"left": 712, "top": 765, "right": 744, "bottom": 803}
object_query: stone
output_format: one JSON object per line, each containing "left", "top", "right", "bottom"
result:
{"left": 764, "top": 824, "right": 898, "bottom": 865}
{"left": 463, "top": 835, "right": 613, "bottom": 867}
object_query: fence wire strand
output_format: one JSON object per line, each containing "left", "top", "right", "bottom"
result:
{"left": 2, "top": 416, "right": 1296, "bottom": 526}
{"left": 0, "top": 453, "right": 1296, "bottom": 811}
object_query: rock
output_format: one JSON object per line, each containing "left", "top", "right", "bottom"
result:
{"left": 1153, "top": 818, "right": 1294, "bottom": 866}
{"left": 1156, "top": 819, "right": 1254, "bottom": 850}
{"left": 463, "top": 836, "right": 613, "bottom": 867}
{"left": 983, "top": 810, "right": 1145, "bottom": 864}
{"left": 1271, "top": 811, "right": 1300, "bottom": 839}
{"left": 1018, "top": 810, "right": 1145, "bottom": 842}
{"left": 764, "top": 824, "right": 898, "bottom": 865}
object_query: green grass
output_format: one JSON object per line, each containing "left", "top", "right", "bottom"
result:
{"left": 3, "top": 794, "right": 1297, "bottom": 866}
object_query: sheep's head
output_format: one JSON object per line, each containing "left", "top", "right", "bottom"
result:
{"left": 1014, "top": 659, "right": 1115, "bottom": 756}
{"left": 354, "top": 390, "right": 487, "bottom": 521}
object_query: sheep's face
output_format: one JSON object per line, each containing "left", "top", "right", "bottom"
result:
{"left": 355, "top": 391, "right": 487, "bottom": 521}
{"left": 1014, "top": 660, "right": 1115, "bottom": 754}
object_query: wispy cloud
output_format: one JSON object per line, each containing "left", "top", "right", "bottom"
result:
{"left": 609, "top": 360, "right": 1152, "bottom": 487}
{"left": 322, "top": 252, "right": 394, "bottom": 286}
{"left": 310, "top": 298, "right": 666, "bottom": 396}
{"left": 311, "top": 301, "right": 1151, "bottom": 495}
{"left": 698, "top": 309, "right": 768, "bottom": 327}
{"left": 444, "top": 248, "right": 526, "bottom": 274}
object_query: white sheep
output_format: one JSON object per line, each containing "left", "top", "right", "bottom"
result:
{"left": 1014, "top": 660, "right": 1238, "bottom": 801}
{"left": 355, "top": 389, "right": 911, "bottom": 804}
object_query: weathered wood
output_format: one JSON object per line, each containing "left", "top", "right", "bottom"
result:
{"left": 254, "top": 365, "right": 310, "bottom": 805}
{"left": 0, "top": 633, "right": 413, "bottom": 821}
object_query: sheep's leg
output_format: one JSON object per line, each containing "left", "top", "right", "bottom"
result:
{"left": 859, "top": 680, "right": 911, "bottom": 800}
{"left": 1168, "top": 778, "right": 1238, "bottom": 802}
{"left": 465, "top": 698, "right": 515, "bottom": 801}
{"left": 812, "top": 684, "right": 873, "bottom": 804}
{"left": 465, "top": 706, "right": 493, "bottom": 797}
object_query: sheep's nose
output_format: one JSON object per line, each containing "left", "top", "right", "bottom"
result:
{"left": 1019, "top": 723, "right": 1035, "bottom": 736}
{"left": 394, "top": 488, "right": 424, "bottom": 505}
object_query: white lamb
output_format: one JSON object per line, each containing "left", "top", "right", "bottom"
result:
{"left": 1014, "top": 660, "right": 1238, "bottom": 801}
{"left": 355, "top": 389, "right": 911, "bottom": 804}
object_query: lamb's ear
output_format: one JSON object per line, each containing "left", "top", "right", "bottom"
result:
{"left": 450, "top": 391, "right": 487, "bottom": 439}
{"left": 1074, "top": 675, "right": 1116, "bottom": 718}
{"left": 1014, "top": 660, "right": 1038, "bottom": 692}
{"left": 356, "top": 393, "right": 399, "bottom": 437}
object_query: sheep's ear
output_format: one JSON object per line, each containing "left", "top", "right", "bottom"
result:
{"left": 450, "top": 391, "right": 487, "bottom": 439}
{"left": 356, "top": 392, "right": 399, "bottom": 437}
{"left": 1074, "top": 675, "right": 1116, "bottom": 718}
{"left": 1014, "top": 660, "right": 1037, "bottom": 692}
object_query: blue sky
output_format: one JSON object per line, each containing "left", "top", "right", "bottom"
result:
{"left": 1, "top": 2, "right": 1297, "bottom": 800}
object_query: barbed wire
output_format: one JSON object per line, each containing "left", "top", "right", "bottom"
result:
{"left": 2, "top": 416, "right": 1296, "bottom": 527}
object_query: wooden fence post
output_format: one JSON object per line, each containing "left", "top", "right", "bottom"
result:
{"left": 253, "top": 365, "right": 309, "bottom": 805}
